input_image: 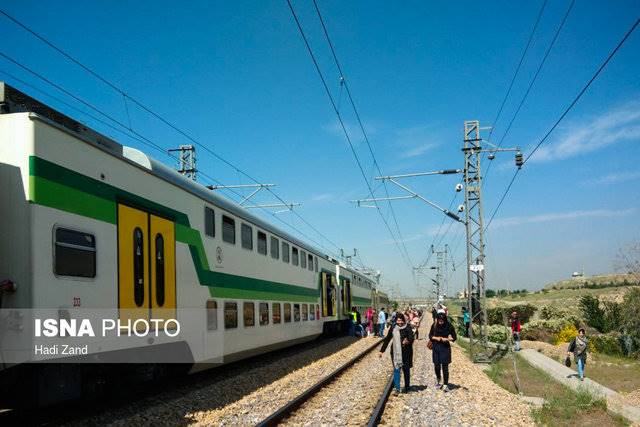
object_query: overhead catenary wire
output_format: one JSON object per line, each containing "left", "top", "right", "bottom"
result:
{"left": 483, "top": 0, "right": 575, "bottom": 186}
{"left": 483, "top": 16, "right": 639, "bottom": 233}
{"left": 285, "top": 0, "right": 414, "bottom": 270}
{"left": 311, "top": 0, "right": 414, "bottom": 269}
{"left": 0, "top": 8, "right": 345, "bottom": 257}
{"left": 487, "top": 0, "right": 549, "bottom": 142}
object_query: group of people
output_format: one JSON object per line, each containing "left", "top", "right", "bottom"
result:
{"left": 349, "top": 307, "right": 422, "bottom": 339}
{"left": 378, "top": 306, "right": 457, "bottom": 394}
{"left": 348, "top": 306, "right": 387, "bottom": 337}
{"left": 372, "top": 303, "right": 591, "bottom": 395}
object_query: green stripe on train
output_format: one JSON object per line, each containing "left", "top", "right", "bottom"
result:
{"left": 352, "top": 296, "right": 372, "bottom": 305}
{"left": 29, "top": 156, "right": 319, "bottom": 302}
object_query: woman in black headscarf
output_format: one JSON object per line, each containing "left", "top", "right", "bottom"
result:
{"left": 428, "top": 310, "right": 457, "bottom": 392}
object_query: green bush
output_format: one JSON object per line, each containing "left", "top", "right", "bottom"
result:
{"left": 521, "top": 318, "right": 574, "bottom": 343}
{"left": 487, "top": 304, "right": 537, "bottom": 325}
{"left": 589, "top": 333, "right": 626, "bottom": 357}
{"left": 579, "top": 295, "right": 606, "bottom": 332}
{"left": 619, "top": 288, "right": 640, "bottom": 356}
{"left": 486, "top": 324, "right": 509, "bottom": 343}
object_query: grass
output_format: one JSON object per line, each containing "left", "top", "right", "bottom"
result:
{"left": 486, "top": 352, "right": 628, "bottom": 426}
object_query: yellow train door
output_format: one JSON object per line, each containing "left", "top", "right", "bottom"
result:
{"left": 118, "top": 205, "right": 176, "bottom": 329}
{"left": 150, "top": 214, "right": 176, "bottom": 325}
{"left": 118, "top": 204, "right": 150, "bottom": 325}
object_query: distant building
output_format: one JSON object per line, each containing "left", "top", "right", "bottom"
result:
{"left": 571, "top": 271, "right": 584, "bottom": 278}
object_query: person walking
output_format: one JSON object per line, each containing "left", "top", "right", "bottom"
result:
{"left": 462, "top": 307, "right": 471, "bottom": 338}
{"left": 379, "top": 312, "right": 415, "bottom": 393}
{"left": 567, "top": 328, "right": 589, "bottom": 381}
{"left": 366, "top": 306, "right": 374, "bottom": 336}
{"left": 378, "top": 307, "right": 386, "bottom": 338}
{"left": 429, "top": 311, "right": 457, "bottom": 392}
{"left": 510, "top": 311, "right": 522, "bottom": 351}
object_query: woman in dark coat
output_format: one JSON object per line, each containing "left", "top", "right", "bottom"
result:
{"left": 379, "top": 312, "right": 415, "bottom": 393}
{"left": 429, "top": 311, "right": 457, "bottom": 392}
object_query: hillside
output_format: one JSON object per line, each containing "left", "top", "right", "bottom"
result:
{"left": 543, "top": 273, "right": 639, "bottom": 290}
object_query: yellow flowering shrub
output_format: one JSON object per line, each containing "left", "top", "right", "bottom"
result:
{"left": 554, "top": 324, "right": 578, "bottom": 345}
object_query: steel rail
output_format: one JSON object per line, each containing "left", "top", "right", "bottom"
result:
{"left": 367, "top": 373, "right": 394, "bottom": 427}
{"left": 255, "top": 339, "right": 382, "bottom": 427}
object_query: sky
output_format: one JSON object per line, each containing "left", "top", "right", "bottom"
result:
{"left": 1, "top": 1, "right": 639, "bottom": 297}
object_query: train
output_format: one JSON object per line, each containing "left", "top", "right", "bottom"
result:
{"left": 0, "top": 82, "right": 392, "bottom": 406}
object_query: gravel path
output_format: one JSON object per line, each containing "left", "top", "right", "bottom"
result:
{"left": 380, "top": 322, "right": 534, "bottom": 426}
{"left": 61, "top": 336, "right": 371, "bottom": 426}
{"left": 280, "top": 339, "right": 392, "bottom": 426}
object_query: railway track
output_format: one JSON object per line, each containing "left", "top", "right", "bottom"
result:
{"left": 256, "top": 338, "right": 383, "bottom": 426}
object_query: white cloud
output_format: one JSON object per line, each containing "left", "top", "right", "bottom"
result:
{"left": 394, "top": 125, "right": 439, "bottom": 159}
{"left": 310, "top": 193, "right": 333, "bottom": 202}
{"left": 529, "top": 101, "right": 640, "bottom": 162}
{"left": 588, "top": 171, "right": 640, "bottom": 185}
{"left": 322, "top": 120, "right": 376, "bottom": 144}
{"left": 492, "top": 208, "right": 636, "bottom": 229}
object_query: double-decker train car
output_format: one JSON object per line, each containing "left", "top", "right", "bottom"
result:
{"left": 0, "top": 83, "right": 387, "bottom": 405}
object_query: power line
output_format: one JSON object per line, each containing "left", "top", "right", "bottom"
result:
{"left": 311, "top": 0, "right": 414, "bottom": 268}
{"left": 0, "top": 8, "right": 344, "bottom": 257}
{"left": 488, "top": 0, "right": 548, "bottom": 141}
{"left": 484, "top": 16, "right": 639, "bottom": 232}
{"left": 484, "top": 0, "right": 574, "bottom": 185}
{"left": 285, "top": 0, "right": 414, "bottom": 270}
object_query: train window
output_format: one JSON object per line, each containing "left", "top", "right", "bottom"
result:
{"left": 308, "top": 254, "right": 313, "bottom": 271}
{"left": 316, "top": 304, "right": 320, "bottom": 320}
{"left": 314, "top": 257, "right": 318, "bottom": 272}
{"left": 204, "top": 206, "right": 215, "bottom": 238}
{"left": 273, "top": 302, "right": 282, "bottom": 324}
{"left": 293, "top": 304, "right": 300, "bottom": 321}
{"left": 54, "top": 227, "right": 96, "bottom": 278}
{"left": 284, "top": 303, "right": 291, "bottom": 323}
{"left": 300, "top": 250, "right": 307, "bottom": 269}
{"left": 222, "top": 216, "right": 236, "bottom": 244}
{"left": 206, "top": 300, "right": 218, "bottom": 331}
{"left": 244, "top": 302, "right": 255, "bottom": 327}
{"left": 241, "top": 223, "right": 253, "bottom": 250}
{"left": 270, "top": 236, "right": 279, "bottom": 259}
{"left": 282, "top": 242, "right": 290, "bottom": 263}
{"left": 257, "top": 231, "right": 267, "bottom": 255}
{"left": 224, "top": 302, "right": 238, "bottom": 329}
{"left": 309, "top": 306, "right": 315, "bottom": 321}
{"left": 302, "top": 304, "right": 308, "bottom": 321}
{"left": 259, "top": 302, "right": 269, "bottom": 326}
{"left": 155, "top": 234, "right": 165, "bottom": 307}
{"left": 133, "top": 228, "right": 144, "bottom": 305}
{"left": 292, "top": 247, "right": 299, "bottom": 266}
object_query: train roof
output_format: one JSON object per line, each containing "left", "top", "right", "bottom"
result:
{"left": 0, "top": 82, "right": 332, "bottom": 260}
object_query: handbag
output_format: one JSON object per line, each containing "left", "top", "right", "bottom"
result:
{"left": 564, "top": 356, "right": 571, "bottom": 367}
{"left": 427, "top": 340, "right": 433, "bottom": 350}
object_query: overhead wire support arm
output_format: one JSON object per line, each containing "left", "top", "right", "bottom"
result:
{"left": 374, "top": 169, "right": 462, "bottom": 180}
{"left": 386, "top": 178, "right": 464, "bottom": 224}
{"left": 244, "top": 203, "right": 301, "bottom": 210}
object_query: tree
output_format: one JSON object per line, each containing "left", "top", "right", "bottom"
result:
{"left": 579, "top": 295, "right": 605, "bottom": 332}
{"left": 615, "top": 239, "right": 640, "bottom": 283}
{"left": 619, "top": 288, "right": 640, "bottom": 349}
{"left": 486, "top": 289, "right": 496, "bottom": 298}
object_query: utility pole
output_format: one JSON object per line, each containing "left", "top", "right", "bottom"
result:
{"left": 168, "top": 145, "right": 197, "bottom": 181}
{"left": 463, "top": 120, "right": 488, "bottom": 362}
